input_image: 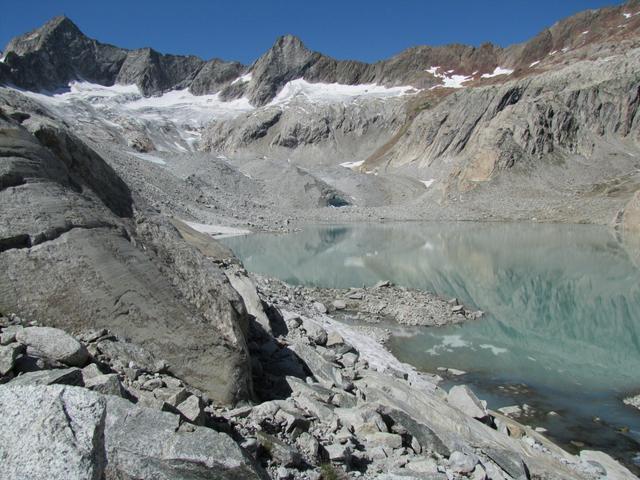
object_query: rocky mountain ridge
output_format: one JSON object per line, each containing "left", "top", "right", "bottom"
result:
{"left": 3, "top": 0, "right": 640, "bottom": 106}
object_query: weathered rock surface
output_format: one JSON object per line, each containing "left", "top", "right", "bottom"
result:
{"left": 0, "top": 385, "right": 264, "bottom": 480}
{"left": 0, "top": 98, "right": 253, "bottom": 404}
{"left": 15, "top": 326, "right": 88, "bottom": 366}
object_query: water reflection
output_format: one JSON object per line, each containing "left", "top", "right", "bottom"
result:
{"left": 223, "top": 222, "right": 640, "bottom": 429}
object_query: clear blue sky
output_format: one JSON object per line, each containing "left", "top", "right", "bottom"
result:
{"left": 0, "top": 0, "right": 626, "bottom": 64}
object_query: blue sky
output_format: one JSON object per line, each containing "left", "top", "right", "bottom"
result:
{"left": 0, "top": 0, "right": 625, "bottom": 64}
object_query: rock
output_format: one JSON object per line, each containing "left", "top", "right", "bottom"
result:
{"left": 471, "top": 464, "right": 487, "bottom": 480}
{"left": 379, "top": 406, "right": 450, "bottom": 457}
{"left": 373, "top": 280, "right": 392, "bottom": 288}
{"left": 451, "top": 305, "right": 465, "bottom": 314}
{"left": 365, "top": 432, "right": 403, "bottom": 449}
{"left": 348, "top": 291, "right": 364, "bottom": 300}
{"left": 257, "top": 431, "right": 303, "bottom": 467}
{"left": 448, "top": 451, "right": 479, "bottom": 474}
{"left": 97, "top": 339, "right": 166, "bottom": 374}
{"left": 16, "top": 327, "right": 88, "bottom": 367}
{"left": 0, "top": 385, "right": 107, "bottom": 480}
{"left": 580, "top": 450, "right": 637, "bottom": 479}
{"left": 275, "top": 405, "right": 311, "bottom": 433}
{"left": 78, "top": 328, "right": 109, "bottom": 343}
{"left": 0, "top": 325, "right": 23, "bottom": 345}
{"left": 134, "top": 390, "right": 171, "bottom": 411}
{"left": 9, "top": 367, "right": 83, "bottom": 387}
{"left": 290, "top": 341, "right": 340, "bottom": 387}
{"left": 407, "top": 458, "right": 439, "bottom": 474}
{"left": 323, "top": 443, "right": 351, "bottom": 464}
{"left": 326, "top": 331, "right": 345, "bottom": 347}
{"left": 141, "top": 377, "right": 165, "bottom": 390}
{"left": 483, "top": 447, "right": 530, "bottom": 480}
{"left": 447, "top": 385, "right": 488, "bottom": 419}
{"left": 332, "top": 300, "right": 346, "bottom": 310}
{"left": 276, "top": 466, "right": 291, "bottom": 480}
{"left": 335, "top": 406, "right": 387, "bottom": 436}
{"left": 295, "top": 432, "right": 320, "bottom": 462}
{"left": 176, "top": 394, "right": 206, "bottom": 425}
{"left": 0, "top": 343, "right": 24, "bottom": 375}
{"left": 301, "top": 318, "right": 328, "bottom": 345}
{"left": 104, "top": 393, "right": 263, "bottom": 478}
{"left": 84, "top": 373, "right": 124, "bottom": 397}
{"left": 165, "top": 387, "right": 191, "bottom": 407}
{"left": 81, "top": 363, "right": 104, "bottom": 381}
{"left": 312, "top": 302, "right": 327, "bottom": 314}
{"left": 224, "top": 264, "right": 272, "bottom": 334}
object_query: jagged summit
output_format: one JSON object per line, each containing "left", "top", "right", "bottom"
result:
{"left": 2, "top": 1, "right": 640, "bottom": 104}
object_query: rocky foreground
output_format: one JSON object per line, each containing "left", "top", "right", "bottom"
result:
{"left": 1, "top": 267, "right": 637, "bottom": 480}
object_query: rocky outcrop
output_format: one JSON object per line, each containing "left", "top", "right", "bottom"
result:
{"left": 0, "top": 385, "right": 263, "bottom": 480}
{"left": 0, "top": 90, "right": 252, "bottom": 405}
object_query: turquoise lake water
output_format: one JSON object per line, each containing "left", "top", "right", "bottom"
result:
{"left": 222, "top": 222, "right": 640, "bottom": 470}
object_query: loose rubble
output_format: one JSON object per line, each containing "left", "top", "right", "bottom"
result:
{"left": 1, "top": 296, "right": 635, "bottom": 479}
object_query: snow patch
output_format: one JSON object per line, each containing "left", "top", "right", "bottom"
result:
{"left": 270, "top": 78, "right": 414, "bottom": 105}
{"left": 420, "top": 179, "right": 435, "bottom": 188}
{"left": 231, "top": 72, "right": 253, "bottom": 85}
{"left": 623, "top": 12, "right": 632, "bottom": 19}
{"left": 131, "top": 152, "right": 166, "bottom": 165}
{"left": 427, "top": 66, "right": 472, "bottom": 89}
{"left": 184, "top": 221, "right": 251, "bottom": 239}
{"left": 581, "top": 31, "right": 589, "bottom": 35}
{"left": 340, "top": 160, "right": 365, "bottom": 169}
{"left": 481, "top": 67, "right": 514, "bottom": 79}
{"left": 549, "top": 50, "right": 558, "bottom": 56}
{"left": 529, "top": 61, "right": 540, "bottom": 67}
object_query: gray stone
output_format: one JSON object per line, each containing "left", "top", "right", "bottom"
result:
{"left": 301, "top": 318, "right": 328, "bottom": 345}
{"left": 16, "top": 327, "right": 88, "bottom": 367}
{"left": 0, "top": 385, "right": 107, "bottom": 480}
{"left": 98, "top": 339, "right": 166, "bottom": 374}
{"left": 447, "top": 385, "right": 488, "bottom": 419}
{"left": 81, "top": 363, "right": 104, "bottom": 381}
{"left": 165, "top": 387, "right": 191, "bottom": 407}
{"left": 379, "top": 406, "right": 450, "bottom": 457}
{"left": 482, "top": 447, "right": 530, "bottom": 480}
{"left": 332, "top": 300, "right": 346, "bottom": 311}
{"left": 290, "top": 341, "right": 341, "bottom": 387}
{"left": 0, "top": 325, "right": 23, "bottom": 345}
{"left": 0, "top": 343, "right": 24, "bottom": 375}
{"left": 104, "top": 394, "right": 263, "bottom": 478}
{"left": 84, "top": 373, "right": 124, "bottom": 397}
{"left": 176, "top": 394, "right": 206, "bottom": 425}
{"left": 365, "top": 432, "right": 403, "bottom": 449}
{"left": 323, "top": 443, "right": 351, "bottom": 464}
{"left": 257, "top": 431, "right": 303, "bottom": 467}
{"left": 448, "top": 451, "right": 479, "bottom": 474}
{"left": 335, "top": 406, "right": 387, "bottom": 436}
{"left": 407, "top": 458, "right": 439, "bottom": 474}
{"left": 312, "top": 302, "right": 327, "bottom": 314}
{"left": 295, "top": 432, "right": 320, "bottom": 462}
{"left": 9, "top": 367, "right": 83, "bottom": 387}
{"left": 141, "top": 377, "right": 165, "bottom": 390}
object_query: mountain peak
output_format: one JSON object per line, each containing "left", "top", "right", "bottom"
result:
{"left": 4, "top": 15, "right": 85, "bottom": 56}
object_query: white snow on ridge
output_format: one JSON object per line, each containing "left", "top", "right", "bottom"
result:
{"left": 529, "top": 60, "right": 540, "bottom": 67}
{"left": 231, "top": 72, "right": 253, "bottom": 85}
{"left": 340, "top": 160, "right": 365, "bottom": 169}
{"left": 420, "top": 179, "right": 435, "bottom": 188}
{"left": 623, "top": 12, "right": 632, "bottom": 19}
{"left": 270, "top": 78, "right": 414, "bottom": 105}
{"left": 20, "top": 80, "right": 254, "bottom": 125}
{"left": 481, "top": 67, "right": 514, "bottom": 79}
{"left": 427, "top": 66, "right": 472, "bottom": 89}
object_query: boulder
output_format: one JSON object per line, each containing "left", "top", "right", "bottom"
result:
{"left": 448, "top": 451, "right": 479, "bottom": 474}
{"left": 447, "top": 385, "right": 488, "bottom": 419}
{"left": 97, "top": 339, "right": 166, "bottom": 374}
{"left": 0, "top": 343, "right": 24, "bottom": 375}
{"left": 0, "top": 325, "right": 23, "bottom": 345}
{"left": 16, "top": 327, "right": 88, "bottom": 367}
{"left": 365, "top": 432, "right": 403, "bottom": 449}
{"left": 84, "top": 373, "right": 125, "bottom": 397}
{"left": 257, "top": 431, "right": 303, "bottom": 467}
{"left": 301, "top": 318, "right": 328, "bottom": 345}
{"left": 8, "top": 367, "right": 83, "bottom": 387}
{"left": 176, "top": 394, "right": 206, "bottom": 425}
{"left": 0, "top": 385, "right": 106, "bottom": 480}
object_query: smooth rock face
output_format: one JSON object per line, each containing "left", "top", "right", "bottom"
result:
{"left": 0, "top": 343, "right": 23, "bottom": 375}
{"left": 0, "top": 385, "right": 107, "bottom": 480}
{"left": 16, "top": 327, "right": 89, "bottom": 367}
{"left": 447, "top": 385, "right": 488, "bottom": 419}
{"left": 0, "top": 103, "right": 252, "bottom": 405}
{"left": 8, "top": 367, "right": 83, "bottom": 387}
